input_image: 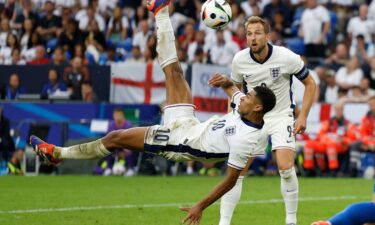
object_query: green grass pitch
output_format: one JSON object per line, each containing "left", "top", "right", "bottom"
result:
{"left": 0, "top": 176, "right": 372, "bottom": 225}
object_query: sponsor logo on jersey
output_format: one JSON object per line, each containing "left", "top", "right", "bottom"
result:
{"left": 243, "top": 74, "right": 253, "bottom": 80}
{"left": 269, "top": 67, "right": 281, "bottom": 79}
{"left": 225, "top": 126, "right": 236, "bottom": 136}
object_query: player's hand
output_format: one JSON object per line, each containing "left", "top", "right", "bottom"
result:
{"left": 208, "top": 73, "right": 229, "bottom": 88}
{"left": 293, "top": 116, "right": 307, "bottom": 135}
{"left": 180, "top": 205, "right": 203, "bottom": 225}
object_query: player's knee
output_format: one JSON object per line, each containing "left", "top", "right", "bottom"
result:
{"left": 279, "top": 167, "right": 295, "bottom": 179}
{"left": 103, "top": 130, "right": 123, "bottom": 147}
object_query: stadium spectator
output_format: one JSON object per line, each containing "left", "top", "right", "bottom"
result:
{"left": 78, "top": 6, "right": 105, "bottom": 32}
{"left": 50, "top": 47, "right": 68, "bottom": 66}
{"left": 178, "top": 21, "right": 195, "bottom": 51}
{"left": 240, "top": 0, "right": 261, "bottom": 17}
{"left": 27, "top": 45, "right": 50, "bottom": 64}
{"left": 144, "top": 34, "right": 157, "bottom": 63}
{"left": 127, "top": 46, "right": 144, "bottom": 62}
{"left": 0, "top": 17, "right": 11, "bottom": 48}
{"left": 81, "top": 80, "right": 97, "bottom": 102}
{"left": 63, "top": 56, "right": 90, "bottom": 100}
{"left": 311, "top": 182, "right": 375, "bottom": 225}
{"left": 335, "top": 56, "right": 364, "bottom": 90}
{"left": 57, "top": 19, "right": 83, "bottom": 57}
{"left": 349, "top": 96, "right": 375, "bottom": 177}
{"left": 319, "top": 69, "right": 339, "bottom": 104}
{"left": 270, "top": 11, "right": 293, "bottom": 38}
{"left": 4, "top": 73, "right": 25, "bottom": 100}
{"left": 303, "top": 103, "right": 357, "bottom": 176}
{"left": 359, "top": 77, "right": 375, "bottom": 98}
{"left": 0, "top": 107, "right": 22, "bottom": 174}
{"left": 363, "top": 57, "right": 375, "bottom": 90}
{"left": 299, "top": 0, "right": 330, "bottom": 59}
{"left": 41, "top": 68, "right": 67, "bottom": 97}
{"left": 4, "top": 48, "right": 26, "bottom": 65}
{"left": 12, "top": 0, "right": 38, "bottom": 31}
{"left": 22, "top": 32, "right": 44, "bottom": 62}
{"left": 232, "top": 25, "right": 247, "bottom": 49}
{"left": 262, "top": 0, "right": 290, "bottom": 26}
{"left": 72, "top": 43, "right": 89, "bottom": 65}
{"left": 227, "top": 2, "right": 245, "bottom": 33}
{"left": 94, "top": 107, "right": 135, "bottom": 176}
{"left": 350, "top": 34, "right": 374, "bottom": 65}
{"left": 209, "top": 29, "right": 240, "bottom": 66}
{"left": 106, "top": 6, "right": 130, "bottom": 44}
{"left": 130, "top": 5, "right": 150, "bottom": 33}
{"left": 0, "top": 33, "right": 20, "bottom": 64}
{"left": 173, "top": 0, "right": 197, "bottom": 19}
{"left": 187, "top": 30, "right": 207, "bottom": 63}
{"left": 357, "top": 96, "right": 375, "bottom": 148}
{"left": 35, "top": 0, "right": 62, "bottom": 44}
{"left": 0, "top": 106, "right": 15, "bottom": 162}
{"left": 325, "top": 43, "right": 350, "bottom": 71}
{"left": 19, "top": 19, "right": 34, "bottom": 52}
{"left": 84, "top": 20, "right": 107, "bottom": 63}
{"left": 346, "top": 4, "right": 375, "bottom": 59}
{"left": 132, "top": 19, "right": 152, "bottom": 54}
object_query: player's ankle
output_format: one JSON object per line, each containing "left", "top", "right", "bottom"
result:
{"left": 155, "top": 6, "right": 169, "bottom": 19}
{"left": 53, "top": 147, "right": 62, "bottom": 159}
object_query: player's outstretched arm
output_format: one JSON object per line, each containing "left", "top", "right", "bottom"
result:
{"left": 180, "top": 166, "right": 241, "bottom": 225}
{"left": 294, "top": 74, "right": 316, "bottom": 135}
{"left": 208, "top": 73, "right": 239, "bottom": 98}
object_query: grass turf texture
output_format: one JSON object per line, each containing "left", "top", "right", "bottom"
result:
{"left": 0, "top": 176, "right": 372, "bottom": 225}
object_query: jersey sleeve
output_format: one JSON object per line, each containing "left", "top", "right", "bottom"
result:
{"left": 230, "top": 53, "right": 243, "bottom": 84}
{"left": 227, "top": 140, "right": 255, "bottom": 170}
{"left": 285, "top": 48, "right": 309, "bottom": 81}
{"left": 252, "top": 131, "right": 268, "bottom": 156}
{"left": 231, "top": 91, "right": 245, "bottom": 108}
{"left": 227, "top": 129, "right": 263, "bottom": 170}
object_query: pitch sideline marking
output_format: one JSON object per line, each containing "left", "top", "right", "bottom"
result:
{"left": 0, "top": 195, "right": 367, "bottom": 214}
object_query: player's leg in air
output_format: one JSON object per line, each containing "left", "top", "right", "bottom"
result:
{"left": 30, "top": 0, "right": 190, "bottom": 164}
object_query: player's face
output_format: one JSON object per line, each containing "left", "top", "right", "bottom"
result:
{"left": 238, "top": 90, "right": 262, "bottom": 115}
{"left": 246, "top": 23, "right": 268, "bottom": 54}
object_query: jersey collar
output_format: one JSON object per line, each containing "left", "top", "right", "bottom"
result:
{"left": 249, "top": 43, "right": 273, "bottom": 64}
{"left": 241, "top": 117, "right": 264, "bottom": 129}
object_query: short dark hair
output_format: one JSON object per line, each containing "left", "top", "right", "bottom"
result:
{"left": 253, "top": 86, "right": 276, "bottom": 114}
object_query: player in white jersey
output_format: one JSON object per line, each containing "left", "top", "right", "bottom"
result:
{"left": 218, "top": 16, "right": 317, "bottom": 225}
{"left": 30, "top": 2, "right": 276, "bottom": 224}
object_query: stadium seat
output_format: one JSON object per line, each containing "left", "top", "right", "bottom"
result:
{"left": 285, "top": 38, "right": 305, "bottom": 55}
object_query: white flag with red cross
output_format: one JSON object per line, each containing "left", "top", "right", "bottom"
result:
{"left": 111, "top": 62, "right": 167, "bottom": 104}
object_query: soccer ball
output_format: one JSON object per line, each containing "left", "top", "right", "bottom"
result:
{"left": 201, "top": 0, "right": 232, "bottom": 29}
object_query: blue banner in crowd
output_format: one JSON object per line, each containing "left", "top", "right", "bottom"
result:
{"left": 0, "top": 102, "right": 160, "bottom": 148}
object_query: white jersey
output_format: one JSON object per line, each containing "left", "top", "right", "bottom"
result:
{"left": 144, "top": 92, "right": 264, "bottom": 170}
{"left": 231, "top": 44, "right": 309, "bottom": 119}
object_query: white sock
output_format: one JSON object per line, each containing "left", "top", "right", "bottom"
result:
{"left": 154, "top": 6, "right": 178, "bottom": 69}
{"left": 59, "top": 139, "right": 110, "bottom": 159}
{"left": 280, "top": 167, "right": 298, "bottom": 224}
{"left": 219, "top": 176, "right": 244, "bottom": 225}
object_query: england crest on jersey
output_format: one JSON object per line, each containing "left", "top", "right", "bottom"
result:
{"left": 225, "top": 126, "right": 236, "bottom": 136}
{"left": 270, "top": 67, "right": 281, "bottom": 79}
